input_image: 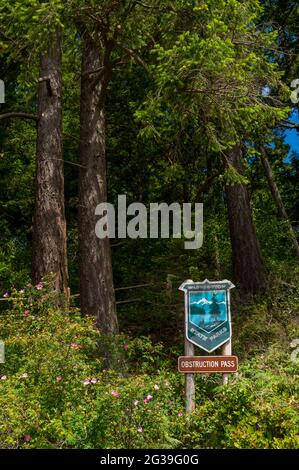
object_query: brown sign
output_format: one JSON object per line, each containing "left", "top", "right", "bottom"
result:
{"left": 178, "top": 355, "right": 238, "bottom": 373}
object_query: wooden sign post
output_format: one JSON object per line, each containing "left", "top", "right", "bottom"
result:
{"left": 184, "top": 323, "right": 195, "bottom": 413}
{"left": 221, "top": 339, "right": 232, "bottom": 385}
{"left": 179, "top": 279, "right": 237, "bottom": 413}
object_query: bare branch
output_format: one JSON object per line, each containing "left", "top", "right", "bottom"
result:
{"left": 115, "top": 283, "right": 152, "bottom": 291}
{"left": 281, "top": 120, "right": 299, "bottom": 130}
{"left": 194, "top": 169, "right": 223, "bottom": 201}
{"left": 116, "top": 298, "right": 141, "bottom": 305}
{"left": 81, "top": 66, "right": 105, "bottom": 77}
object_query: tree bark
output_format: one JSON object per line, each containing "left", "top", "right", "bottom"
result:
{"left": 225, "top": 145, "right": 266, "bottom": 294}
{"left": 260, "top": 147, "right": 299, "bottom": 258}
{"left": 32, "top": 33, "right": 68, "bottom": 294}
{"left": 79, "top": 33, "right": 118, "bottom": 333}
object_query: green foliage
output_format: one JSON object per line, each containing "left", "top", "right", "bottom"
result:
{"left": 177, "top": 352, "right": 299, "bottom": 449}
{"left": 233, "top": 272, "right": 299, "bottom": 358}
{"left": 0, "top": 282, "right": 184, "bottom": 448}
{"left": 0, "top": 281, "right": 298, "bottom": 449}
{"left": 136, "top": 0, "right": 289, "bottom": 152}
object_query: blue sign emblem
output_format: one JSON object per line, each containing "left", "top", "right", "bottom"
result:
{"left": 179, "top": 279, "right": 235, "bottom": 353}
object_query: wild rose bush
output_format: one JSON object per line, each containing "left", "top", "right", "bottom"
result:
{"left": 0, "top": 280, "right": 184, "bottom": 448}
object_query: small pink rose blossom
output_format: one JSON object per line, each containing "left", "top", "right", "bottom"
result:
{"left": 111, "top": 390, "right": 119, "bottom": 397}
{"left": 24, "top": 310, "right": 30, "bottom": 317}
{"left": 146, "top": 394, "right": 153, "bottom": 401}
{"left": 24, "top": 435, "right": 32, "bottom": 442}
{"left": 123, "top": 344, "right": 129, "bottom": 350}
{"left": 137, "top": 426, "right": 143, "bottom": 433}
{"left": 83, "top": 378, "right": 90, "bottom": 386}
{"left": 19, "top": 373, "right": 28, "bottom": 379}
{"left": 0, "top": 376, "right": 7, "bottom": 380}
{"left": 19, "top": 289, "right": 25, "bottom": 294}
{"left": 91, "top": 377, "right": 97, "bottom": 384}
{"left": 56, "top": 376, "right": 63, "bottom": 382}
{"left": 35, "top": 282, "right": 43, "bottom": 290}
{"left": 178, "top": 412, "right": 183, "bottom": 417}
{"left": 71, "top": 342, "right": 79, "bottom": 349}
{"left": 3, "top": 292, "right": 8, "bottom": 298}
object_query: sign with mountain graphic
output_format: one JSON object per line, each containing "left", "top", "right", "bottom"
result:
{"left": 179, "top": 279, "right": 235, "bottom": 352}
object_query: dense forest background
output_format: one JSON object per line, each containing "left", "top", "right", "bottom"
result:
{"left": 0, "top": 0, "right": 298, "bottom": 449}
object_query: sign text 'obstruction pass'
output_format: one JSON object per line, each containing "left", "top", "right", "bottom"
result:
{"left": 178, "top": 355, "right": 238, "bottom": 373}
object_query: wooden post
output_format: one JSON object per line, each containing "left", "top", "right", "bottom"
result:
{"left": 185, "top": 331, "right": 195, "bottom": 413}
{"left": 222, "top": 339, "right": 232, "bottom": 385}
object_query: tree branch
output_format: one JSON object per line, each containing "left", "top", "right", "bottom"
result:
{"left": 135, "top": 1, "right": 159, "bottom": 9}
{"left": 115, "top": 41, "right": 149, "bottom": 72}
{"left": 194, "top": 169, "right": 223, "bottom": 201}
{"left": 114, "top": 283, "right": 152, "bottom": 292}
{"left": 0, "top": 112, "right": 38, "bottom": 122}
{"left": 281, "top": 120, "right": 299, "bottom": 130}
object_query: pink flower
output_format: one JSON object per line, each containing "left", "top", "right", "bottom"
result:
{"left": 56, "top": 376, "right": 63, "bottom": 382}
{"left": 19, "top": 289, "right": 25, "bottom": 294}
{"left": 137, "top": 426, "right": 143, "bottom": 433}
{"left": 144, "top": 395, "right": 153, "bottom": 404}
{"left": 35, "top": 282, "right": 43, "bottom": 290}
{"left": 123, "top": 344, "right": 129, "bottom": 350}
{"left": 0, "top": 376, "right": 7, "bottom": 380}
{"left": 19, "top": 373, "right": 28, "bottom": 379}
{"left": 154, "top": 384, "right": 159, "bottom": 391}
{"left": 178, "top": 412, "right": 183, "bottom": 417}
{"left": 3, "top": 292, "right": 8, "bottom": 298}
{"left": 91, "top": 377, "right": 97, "bottom": 384}
{"left": 23, "top": 435, "right": 32, "bottom": 442}
{"left": 71, "top": 342, "right": 79, "bottom": 350}
{"left": 111, "top": 390, "right": 119, "bottom": 397}
{"left": 134, "top": 400, "right": 139, "bottom": 406}
{"left": 83, "top": 378, "right": 90, "bottom": 386}
{"left": 24, "top": 310, "right": 30, "bottom": 317}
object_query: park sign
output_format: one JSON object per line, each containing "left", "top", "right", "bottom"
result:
{"left": 179, "top": 279, "right": 235, "bottom": 353}
{"left": 178, "top": 355, "right": 238, "bottom": 373}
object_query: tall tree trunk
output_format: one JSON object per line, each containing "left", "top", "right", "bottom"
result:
{"left": 32, "top": 33, "right": 68, "bottom": 294}
{"left": 225, "top": 145, "right": 266, "bottom": 294}
{"left": 260, "top": 147, "right": 299, "bottom": 258}
{"left": 79, "top": 33, "right": 118, "bottom": 333}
